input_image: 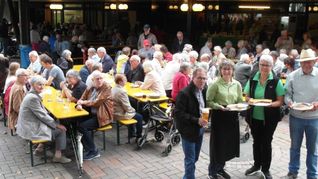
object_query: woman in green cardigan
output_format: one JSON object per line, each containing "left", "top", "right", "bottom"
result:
{"left": 206, "top": 60, "right": 243, "bottom": 179}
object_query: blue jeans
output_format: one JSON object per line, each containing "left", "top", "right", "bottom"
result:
{"left": 128, "top": 113, "right": 143, "bottom": 138}
{"left": 289, "top": 115, "right": 318, "bottom": 179}
{"left": 181, "top": 128, "right": 204, "bottom": 179}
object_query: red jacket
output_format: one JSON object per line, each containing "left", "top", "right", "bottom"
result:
{"left": 171, "top": 72, "right": 190, "bottom": 101}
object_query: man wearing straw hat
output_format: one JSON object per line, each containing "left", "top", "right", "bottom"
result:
{"left": 285, "top": 48, "right": 318, "bottom": 179}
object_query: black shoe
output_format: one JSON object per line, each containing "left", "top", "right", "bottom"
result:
{"left": 207, "top": 174, "right": 220, "bottom": 179}
{"left": 245, "top": 165, "right": 261, "bottom": 175}
{"left": 262, "top": 170, "right": 272, "bottom": 179}
{"left": 218, "top": 169, "right": 231, "bottom": 179}
{"left": 287, "top": 172, "right": 298, "bottom": 179}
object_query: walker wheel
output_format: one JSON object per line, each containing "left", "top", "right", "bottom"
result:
{"left": 154, "top": 131, "right": 165, "bottom": 142}
{"left": 171, "top": 133, "right": 181, "bottom": 146}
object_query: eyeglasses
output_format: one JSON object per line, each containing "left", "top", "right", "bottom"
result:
{"left": 196, "top": 77, "right": 207, "bottom": 81}
{"left": 259, "top": 64, "right": 272, "bottom": 67}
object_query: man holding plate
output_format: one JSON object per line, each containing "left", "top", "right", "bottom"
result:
{"left": 285, "top": 48, "right": 318, "bottom": 179}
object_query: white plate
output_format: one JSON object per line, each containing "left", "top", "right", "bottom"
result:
{"left": 226, "top": 103, "right": 249, "bottom": 111}
{"left": 292, "top": 103, "right": 313, "bottom": 111}
{"left": 130, "top": 84, "right": 139, "bottom": 88}
{"left": 251, "top": 102, "right": 271, "bottom": 107}
{"left": 134, "top": 93, "right": 144, "bottom": 98}
{"left": 148, "top": 93, "right": 160, "bottom": 99}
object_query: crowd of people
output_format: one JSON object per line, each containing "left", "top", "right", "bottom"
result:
{"left": 0, "top": 22, "right": 318, "bottom": 179}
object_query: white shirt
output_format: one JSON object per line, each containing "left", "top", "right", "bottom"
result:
{"left": 162, "top": 61, "right": 180, "bottom": 90}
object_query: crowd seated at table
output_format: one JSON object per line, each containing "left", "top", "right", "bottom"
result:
{"left": 2, "top": 25, "right": 318, "bottom": 179}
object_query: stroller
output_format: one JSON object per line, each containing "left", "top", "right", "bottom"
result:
{"left": 239, "top": 112, "right": 250, "bottom": 143}
{"left": 137, "top": 101, "right": 181, "bottom": 156}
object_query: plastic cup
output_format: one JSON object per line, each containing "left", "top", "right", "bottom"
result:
{"left": 202, "top": 108, "right": 210, "bottom": 122}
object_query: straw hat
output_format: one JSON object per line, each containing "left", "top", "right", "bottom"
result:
{"left": 296, "top": 49, "right": 317, "bottom": 62}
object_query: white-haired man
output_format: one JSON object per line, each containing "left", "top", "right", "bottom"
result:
{"left": 38, "top": 35, "right": 51, "bottom": 55}
{"left": 27, "top": 50, "right": 42, "bottom": 74}
{"left": 79, "top": 59, "right": 94, "bottom": 83}
{"left": 125, "top": 55, "right": 144, "bottom": 83}
{"left": 97, "top": 47, "right": 114, "bottom": 73}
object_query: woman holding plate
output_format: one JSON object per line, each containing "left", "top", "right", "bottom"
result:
{"left": 243, "top": 54, "right": 285, "bottom": 179}
{"left": 206, "top": 60, "right": 243, "bottom": 179}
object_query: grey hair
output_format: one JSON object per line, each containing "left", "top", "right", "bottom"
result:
{"left": 90, "top": 70, "right": 103, "bottom": 80}
{"left": 172, "top": 53, "right": 183, "bottom": 63}
{"left": 88, "top": 48, "right": 97, "bottom": 53}
{"left": 239, "top": 54, "right": 249, "bottom": 62}
{"left": 30, "top": 76, "right": 46, "bottom": 85}
{"left": 130, "top": 55, "right": 141, "bottom": 63}
{"left": 66, "top": 69, "right": 81, "bottom": 81}
{"left": 225, "top": 40, "right": 232, "bottom": 46}
{"left": 85, "top": 59, "right": 94, "bottom": 66}
{"left": 142, "top": 60, "right": 154, "bottom": 73}
{"left": 97, "top": 47, "right": 106, "bottom": 53}
{"left": 214, "top": 46, "right": 222, "bottom": 52}
{"left": 42, "top": 35, "right": 49, "bottom": 41}
{"left": 15, "top": 68, "right": 29, "bottom": 77}
{"left": 29, "top": 50, "right": 39, "bottom": 57}
{"left": 92, "top": 62, "right": 102, "bottom": 71}
{"left": 198, "top": 62, "right": 209, "bottom": 71}
{"left": 260, "top": 54, "right": 273, "bottom": 66}
{"left": 269, "top": 51, "right": 279, "bottom": 58}
{"left": 200, "top": 53, "right": 211, "bottom": 61}
{"left": 183, "top": 44, "right": 193, "bottom": 52}
{"left": 153, "top": 51, "right": 163, "bottom": 60}
{"left": 179, "top": 62, "right": 191, "bottom": 73}
{"left": 189, "top": 51, "right": 199, "bottom": 59}
{"left": 192, "top": 67, "right": 207, "bottom": 78}
{"left": 62, "top": 49, "right": 72, "bottom": 58}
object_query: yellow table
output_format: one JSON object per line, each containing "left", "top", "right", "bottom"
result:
{"left": 102, "top": 73, "right": 169, "bottom": 103}
{"left": 72, "top": 65, "right": 84, "bottom": 72}
{"left": 124, "top": 82, "right": 169, "bottom": 103}
{"left": 42, "top": 87, "right": 89, "bottom": 119}
{"left": 42, "top": 86, "right": 88, "bottom": 176}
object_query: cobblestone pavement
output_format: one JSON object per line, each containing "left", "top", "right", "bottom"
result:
{"left": 0, "top": 115, "right": 307, "bottom": 179}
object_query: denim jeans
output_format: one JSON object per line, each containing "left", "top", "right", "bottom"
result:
{"left": 289, "top": 115, "right": 318, "bottom": 179}
{"left": 181, "top": 128, "right": 204, "bottom": 179}
{"left": 78, "top": 116, "right": 99, "bottom": 153}
{"left": 128, "top": 113, "right": 143, "bottom": 138}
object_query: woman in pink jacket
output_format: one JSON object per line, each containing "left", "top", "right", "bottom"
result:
{"left": 171, "top": 62, "right": 191, "bottom": 101}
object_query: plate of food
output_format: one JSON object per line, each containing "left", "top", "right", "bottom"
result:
{"left": 130, "top": 84, "right": 139, "bottom": 88}
{"left": 226, "top": 103, "right": 249, "bottom": 111}
{"left": 134, "top": 93, "right": 144, "bottom": 98}
{"left": 291, "top": 102, "right": 313, "bottom": 111}
{"left": 249, "top": 99, "right": 272, "bottom": 106}
{"left": 148, "top": 93, "right": 160, "bottom": 99}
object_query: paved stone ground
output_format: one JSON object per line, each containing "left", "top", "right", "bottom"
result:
{"left": 0, "top": 115, "right": 307, "bottom": 179}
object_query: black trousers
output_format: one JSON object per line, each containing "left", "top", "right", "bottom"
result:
{"left": 250, "top": 119, "right": 278, "bottom": 172}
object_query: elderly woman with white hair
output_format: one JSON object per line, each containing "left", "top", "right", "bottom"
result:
{"left": 16, "top": 76, "right": 71, "bottom": 163}
{"left": 152, "top": 51, "right": 165, "bottom": 75}
{"left": 234, "top": 53, "right": 252, "bottom": 88}
{"left": 76, "top": 70, "right": 113, "bottom": 160}
{"left": 171, "top": 62, "right": 191, "bottom": 101}
{"left": 212, "top": 46, "right": 226, "bottom": 66}
{"left": 136, "top": 60, "right": 166, "bottom": 96}
{"left": 189, "top": 51, "right": 199, "bottom": 68}
{"left": 87, "top": 48, "right": 100, "bottom": 63}
{"left": 243, "top": 54, "right": 285, "bottom": 178}
{"left": 27, "top": 50, "right": 42, "bottom": 74}
{"left": 60, "top": 70, "right": 87, "bottom": 102}
{"left": 8, "top": 69, "right": 29, "bottom": 134}
{"left": 57, "top": 49, "right": 73, "bottom": 75}
{"left": 222, "top": 40, "right": 236, "bottom": 59}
